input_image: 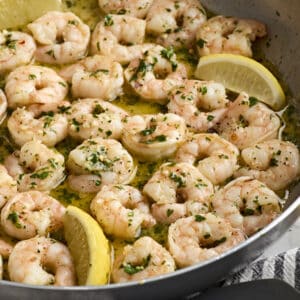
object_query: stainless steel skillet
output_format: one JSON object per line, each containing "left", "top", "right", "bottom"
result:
{"left": 0, "top": 0, "right": 299, "bottom": 299}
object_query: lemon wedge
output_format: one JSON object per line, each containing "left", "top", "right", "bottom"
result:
{"left": 0, "top": 0, "right": 62, "bottom": 30}
{"left": 195, "top": 54, "right": 286, "bottom": 110}
{"left": 63, "top": 205, "right": 111, "bottom": 286}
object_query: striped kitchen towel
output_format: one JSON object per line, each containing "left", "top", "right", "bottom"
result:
{"left": 224, "top": 248, "right": 300, "bottom": 291}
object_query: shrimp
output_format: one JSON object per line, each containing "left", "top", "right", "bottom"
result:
{"left": 28, "top": 11, "right": 90, "bottom": 65}
{"left": 5, "top": 65, "right": 68, "bottom": 110}
{"left": 167, "top": 80, "right": 229, "bottom": 132}
{"left": 0, "top": 231, "right": 15, "bottom": 278}
{"left": 234, "top": 140, "right": 300, "bottom": 191}
{"left": 121, "top": 113, "right": 186, "bottom": 161}
{"left": 67, "top": 98, "right": 128, "bottom": 141}
{"left": 112, "top": 236, "right": 175, "bottom": 283}
{"left": 143, "top": 162, "right": 214, "bottom": 224}
{"left": 7, "top": 108, "right": 68, "bottom": 147}
{"left": 146, "top": 0, "right": 207, "bottom": 48}
{"left": 0, "top": 89, "right": 7, "bottom": 125}
{"left": 8, "top": 236, "right": 76, "bottom": 286}
{"left": 98, "top": 0, "right": 153, "bottom": 19}
{"left": 218, "top": 93, "right": 281, "bottom": 149}
{"left": 0, "top": 165, "right": 17, "bottom": 209}
{"left": 90, "top": 185, "right": 156, "bottom": 239}
{"left": 0, "top": 234, "right": 14, "bottom": 279}
{"left": 175, "top": 133, "right": 239, "bottom": 185}
{"left": 0, "top": 30, "right": 36, "bottom": 74}
{"left": 168, "top": 213, "right": 245, "bottom": 267}
{"left": 67, "top": 138, "right": 136, "bottom": 193}
{"left": 59, "top": 55, "right": 124, "bottom": 101}
{"left": 1, "top": 191, "right": 65, "bottom": 240}
{"left": 0, "top": 230, "right": 15, "bottom": 259}
{"left": 124, "top": 45, "right": 187, "bottom": 104}
{"left": 4, "top": 141, "right": 65, "bottom": 192}
{"left": 91, "top": 15, "right": 155, "bottom": 65}
{"left": 196, "top": 15, "right": 267, "bottom": 57}
{"left": 212, "top": 177, "right": 281, "bottom": 236}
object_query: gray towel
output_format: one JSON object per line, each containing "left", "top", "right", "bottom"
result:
{"left": 224, "top": 248, "right": 300, "bottom": 291}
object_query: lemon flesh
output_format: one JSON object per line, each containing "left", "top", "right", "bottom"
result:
{"left": 0, "top": 0, "right": 62, "bottom": 30}
{"left": 64, "top": 205, "right": 111, "bottom": 286}
{"left": 195, "top": 54, "right": 286, "bottom": 111}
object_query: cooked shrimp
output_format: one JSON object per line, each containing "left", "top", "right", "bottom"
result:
{"left": 168, "top": 213, "right": 245, "bottom": 267}
{"left": 8, "top": 236, "right": 75, "bottom": 286}
{"left": 0, "top": 165, "right": 17, "bottom": 209}
{"left": 60, "top": 55, "right": 124, "bottom": 101}
{"left": 167, "top": 80, "right": 228, "bottom": 132}
{"left": 0, "top": 232, "right": 13, "bottom": 280}
{"left": 4, "top": 141, "right": 65, "bottom": 192}
{"left": 8, "top": 108, "right": 68, "bottom": 147}
{"left": 0, "top": 230, "right": 15, "bottom": 259}
{"left": 124, "top": 45, "right": 187, "bottom": 104}
{"left": 196, "top": 15, "right": 267, "bottom": 57}
{"left": 67, "top": 138, "right": 136, "bottom": 193}
{"left": 5, "top": 65, "right": 68, "bottom": 110}
{"left": 28, "top": 11, "right": 90, "bottom": 64}
{"left": 91, "top": 15, "right": 155, "bottom": 65}
{"left": 122, "top": 113, "right": 186, "bottom": 161}
{"left": 90, "top": 185, "right": 155, "bottom": 239}
{"left": 98, "top": 0, "right": 153, "bottom": 18}
{"left": 112, "top": 236, "right": 175, "bottom": 283}
{"left": 175, "top": 133, "right": 239, "bottom": 185}
{"left": 0, "top": 89, "right": 7, "bottom": 124}
{"left": 218, "top": 93, "right": 281, "bottom": 149}
{"left": 146, "top": 0, "right": 206, "bottom": 48}
{"left": 67, "top": 98, "right": 128, "bottom": 141}
{"left": 144, "top": 162, "right": 214, "bottom": 223}
{"left": 234, "top": 140, "right": 300, "bottom": 191}
{"left": 212, "top": 177, "right": 281, "bottom": 236}
{"left": 0, "top": 30, "right": 36, "bottom": 74}
{"left": 1, "top": 191, "right": 65, "bottom": 240}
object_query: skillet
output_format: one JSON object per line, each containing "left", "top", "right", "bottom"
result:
{"left": 0, "top": 0, "right": 299, "bottom": 299}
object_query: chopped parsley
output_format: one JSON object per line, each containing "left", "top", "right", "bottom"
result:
{"left": 5, "top": 37, "right": 17, "bottom": 50}
{"left": 143, "top": 135, "right": 167, "bottom": 144}
{"left": 197, "top": 38, "right": 207, "bottom": 48}
{"left": 130, "top": 60, "right": 153, "bottom": 81}
{"left": 68, "top": 20, "right": 78, "bottom": 26}
{"left": 58, "top": 105, "right": 71, "bottom": 114}
{"left": 123, "top": 255, "right": 151, "bottom": 275}
{"left": 30, "top": 170, "right": 51, "bottom": 179}
{"left": 140, "top": 126, "right": 156, "bottom": 136}
{"left": 195, "top": 215, "right": 206, "bottom": 222}
{"left": 249, "top": 97, "right": 258, "bottom": 107}
{"left": 166, "top": 209, "right": 174, "bottom": 217}
{"left": 90, "top": 69, "right": 109, "bottom": 77}
{"left": 160, "top": 47, "right": 178, "bottom": 71}
{"left": 104, "top": 15, "right": 114, "bottom": 26}
{"left": 169, "top": 172, "right": 186, "bottom": 188}
{"left": 28, "top": 74, "right": 37, "bottom": 80}
{"left": 207, "top": 115, "right": 214, "bottom": 122}
{"left": 71, "top": 118, "right": 82, "bottom": 132}
{"left": 7, "top": 212, "right": 22, "bottom": 228}
{"left": 93, "top": 104, "right": 105, "bottom": 116}
{"left": 270, "top": 157, "right": 279, "bottom": 166}
{"left": 200, "top": 86, "right": 208, "bottom": 95}
{"left": 45, "top": 49, "right": 55, "bottom": 59}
